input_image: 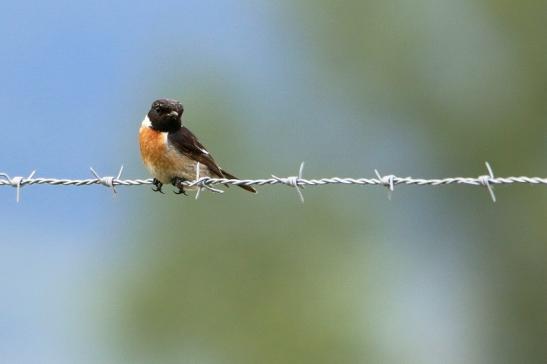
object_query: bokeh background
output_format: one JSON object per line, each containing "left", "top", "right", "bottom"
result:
{"left": 0, "top": 1, "right": 545, "bottom": 363}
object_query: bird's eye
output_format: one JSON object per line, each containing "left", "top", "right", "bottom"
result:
{"left": 155, "top": 106, "right": 163, "bottom": 113}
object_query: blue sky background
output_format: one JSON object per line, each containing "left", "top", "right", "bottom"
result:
{"left": 0, "top": 1, "right": 545, "bottom": 364}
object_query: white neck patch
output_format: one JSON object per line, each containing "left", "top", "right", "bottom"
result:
{"left": 141, "top": 115, "right": 152, "bottom": 128}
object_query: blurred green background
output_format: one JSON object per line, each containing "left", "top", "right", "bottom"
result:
{"left": 0, "top": 1, "right": 545, "bottom": 364}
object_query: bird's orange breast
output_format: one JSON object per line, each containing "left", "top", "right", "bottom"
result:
{"left": 139, "top": 126, "right": 176, "bottom": 183}
{"left": 139, "top": 126, "right": 168, "bottom": 168}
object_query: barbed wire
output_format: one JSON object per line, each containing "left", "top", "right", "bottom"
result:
{"left": 1, "top": 162, "right": 546, "bottom": 203}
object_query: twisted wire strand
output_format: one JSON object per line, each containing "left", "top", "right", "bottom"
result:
{"left": 1, "top": 162, "right": 546, "bottom": 203}
{"left": 1, "top": 175, "right": 547, "bottom": 188}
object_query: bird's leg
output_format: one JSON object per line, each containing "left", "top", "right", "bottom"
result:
{"left": 171, "top": 177, "right": 188, "bottom": 196}
{"left": 152, "top": 178, "right": 165, "bottom": 194}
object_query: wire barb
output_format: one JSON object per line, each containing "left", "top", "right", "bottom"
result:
{"left": 194, "top": 162, "right": 202, "bottom": 200}
{"left": 89, "top": 165, "right": 124, "bottom": 195}
{"left": 272, "top": 161, "right": 305, "bottom": 203}
{"left": 478, "top": 162, "right": 496, "bottom": 203}
{"left": 192, "top": 162, "right": 224, "bottom": 200}
{"left": 374, "top": 169, "right": 395, "bottom": 200}
{"left": 0, "top": 170, "right": 36, "bottom": 203}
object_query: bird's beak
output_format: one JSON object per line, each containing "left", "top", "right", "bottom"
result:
{"left": 167, "top": 111, "right": 179, "bottom": 118}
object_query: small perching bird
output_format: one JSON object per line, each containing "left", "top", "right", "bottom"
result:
{"left": 139, "top": 98, "right": 256, "bottom": 195}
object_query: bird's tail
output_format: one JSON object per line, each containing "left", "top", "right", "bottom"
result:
{"left": 220, "top": 169, "right": 256, "bottom": 193}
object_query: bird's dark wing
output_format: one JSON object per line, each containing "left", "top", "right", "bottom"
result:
{"left": 168, "top": 126, "right": 257, "bottom": 193}
{"left": 167, "top": 126, "right": 225, "bottom": 177}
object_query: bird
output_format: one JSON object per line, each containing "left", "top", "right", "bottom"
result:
{"left": 139, "top": 98, "right": 256, "bottom": 195}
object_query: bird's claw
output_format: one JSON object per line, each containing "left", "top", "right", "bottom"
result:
{"left": 171, "top": 177, "right": 188, "bottom": 196}
{"left": 151, "top": 178, "right": 165, "bottom": 194}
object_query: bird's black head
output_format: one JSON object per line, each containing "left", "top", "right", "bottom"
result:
{"left": 147, "top": 99, "right": 184, "bottom": 132}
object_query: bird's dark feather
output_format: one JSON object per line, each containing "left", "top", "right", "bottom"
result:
{"left": 167, "top": 127, "right": 225, "bottom": 177}
{"left": 167, "top": 126, "right": 256, "bottom": 193}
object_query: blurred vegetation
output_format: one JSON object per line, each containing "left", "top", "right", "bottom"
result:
{"left": 113, "top": 2, "right": 546, "bottom": 363}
